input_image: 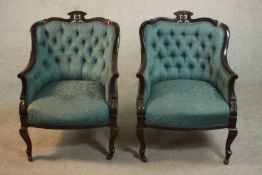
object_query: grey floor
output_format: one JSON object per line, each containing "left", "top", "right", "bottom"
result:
{"left": 0, "top": 83, "right": 261, "bottom": 175}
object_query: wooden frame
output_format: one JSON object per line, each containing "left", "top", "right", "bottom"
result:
{"left": 17, "top": 11, "right": 120, "bottom": 161}
{"left": 136, "top": 11, "right": 238, "bottom": 164}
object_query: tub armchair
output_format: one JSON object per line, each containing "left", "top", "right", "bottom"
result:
{"left": 136, "top": 11, "right": 238, "bottom": 164}
{"left": 18, "top": 11, "right": 120, "bottom": 161}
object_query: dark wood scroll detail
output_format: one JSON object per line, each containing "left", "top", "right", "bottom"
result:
{"left": 68, "top": 11, "right": 87, "bottom": 23}
{"left": 174, "top": 11, "right": 194, "bottom": 23}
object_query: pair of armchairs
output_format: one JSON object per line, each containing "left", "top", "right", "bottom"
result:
{"left": 18, "top": 11, "right": 238, "bottom": 165}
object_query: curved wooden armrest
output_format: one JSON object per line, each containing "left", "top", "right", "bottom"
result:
{"left": 108, "top": 37, "right": 120, "bottom": 116}
{"left": 218, "top": 23, "right": 238, "bottom": 80}
{"left": 222, "top": 55, "right": 238, "bottom": 80}
{"left": 216, "top": 23, "right": 238, "bottom": 117}
{"left": 109, "top": 96, "right": 118, "bottom": 116}
{"left": 137, "top": 98, "right": 146, "bottom": 117}
{"left": 108, "top": 72, "right": 119, "bottom": 117}
{"left": 136, "top": 45, "right": 148, "bottom": 116}
{"left": 109, "top": 72, "right": 119, "bottom": 97}
{"left": 109, "top": 25, "right": 120, "bottom": 97}
{"left": 222, "top": 59, "right": 238, "bottom": 116}
{"left": 136, "top": 72, "right": 146, "bottom": 117}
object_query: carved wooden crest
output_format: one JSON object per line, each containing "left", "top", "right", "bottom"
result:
{"left": 174, "top": 11, "right": 193, "bottom": 23}
{"left": 68, "top": 11, "right": 87, "bottom": 23}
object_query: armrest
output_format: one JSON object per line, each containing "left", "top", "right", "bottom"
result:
{"left": 215, "top": 56, "right": 238, "bottom": 116}
{"left": 136, "top": 73, "right": 146, "bottom": 116}
{"left": 18, "top": 58, "right": 52, "bottom": 106}
{"left": 17, "top": 29, "right": 37, "bottom": 102}
{"left": 107, "top": 68, "right": 119, "bottom": 116}
{"left": 18, "top": 48, "right": 57, "bottom": 106}
{"left": 17, "top": 51, "right": 53, "bottom": 122}
{"left": 17, "top": 43, "right": 37, "bottom": 105}
{"left": 136, "top": 51, "right": 151, "bottom": 117}
{"left": 215, "top": 23, "right": 238, "bottom": 117}
{"left": 106, "top": 37, "right": 119, "bottom": 117}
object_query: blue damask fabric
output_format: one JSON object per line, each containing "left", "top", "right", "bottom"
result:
{"left": 145, "top": 80, "right": 229, "bottom": 128}
{"left": 27, "top": 81, "right": 109, "bottom": 126}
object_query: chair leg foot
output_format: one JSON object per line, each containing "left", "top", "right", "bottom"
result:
{"left": 139, "top": 152, "right": 147, "bottom": 163}
{"left": 106, "top": 126, "right": 119, "bottom": 160}
{"left": 19, "top": 127, "right": 32, "bottom": 162}
{"left": 136, "top": 127, "right": 147, "bottom": 162}
{"left": 224, "top": 128, "right": 238, "bottom": 165}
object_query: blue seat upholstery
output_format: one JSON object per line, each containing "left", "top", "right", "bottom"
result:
{"left": 145, "top": 80, "right": 229, "bottom": 128}
{"left": 27, "top": 81, "right": 109, "bottom": 126}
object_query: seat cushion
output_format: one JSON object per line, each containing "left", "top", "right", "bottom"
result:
{"left": 27, "top": 80, "right": 109, "bottom": 126}
{"left": 145, "top": 80, "right": 230, "bottom": 128}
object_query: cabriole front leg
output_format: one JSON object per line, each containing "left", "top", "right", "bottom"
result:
{"left": 19, "top": 127, "right": 32, "bottom": 161}
{"left": 106, "top": 125, "right": 119, "bottom": 160}
{"left": 136, "top": 126, "right": 147, "bottom": 162}
{"left": 224, "top": 96, "right": 238, "bottom": 165}
{"left": 107, "top": 97, "right": 119, "bottom": 160}
{"left": 224, "top": 128, "right": 238, "bottom": 164}
{"left": 224, "top": 128, "right": 238, "bottom": 165}
{"left": 19, "top": 99, "right": 32, "bottom": 161}
{"left": 136, "top": 116, "right": 147, "bottom": 162}
{"left": 224, "top": 113, "right": 238, "bottom": 165}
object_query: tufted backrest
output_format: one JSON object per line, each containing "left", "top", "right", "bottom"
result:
{"left": 26, "top": 20, "right": 116, "bottom": 103}
{"left": 143, "top": 21, "right": 225, "bottom": 86}
{"left": 139, "top": 19, "right": 230, "bottom": 104}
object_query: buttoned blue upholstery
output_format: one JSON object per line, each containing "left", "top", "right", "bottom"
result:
{"left": 143, "top": 21, "right": 230, "bottom": 104}
{"left": 25, "top": 21, "right": 116, "bottom": 104}
{"left": 141, "top": 21, "right": 231, "bottom": 128}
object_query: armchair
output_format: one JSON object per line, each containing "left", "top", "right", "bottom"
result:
{"left": 18, "top": 11, "right": 120, "bottom": 161}
{"left": 136, "top": 11, "right": 238, "bottom": 164}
